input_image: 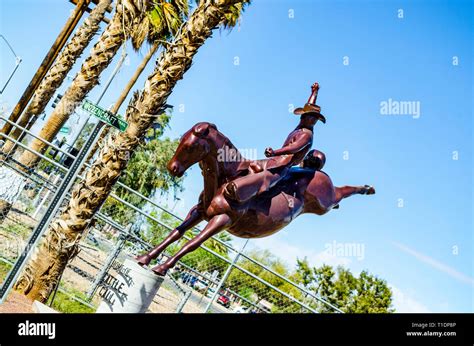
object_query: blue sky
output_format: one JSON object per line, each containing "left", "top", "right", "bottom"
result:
{"left": 1, "top": 0, "right": 472, "bottom": 312}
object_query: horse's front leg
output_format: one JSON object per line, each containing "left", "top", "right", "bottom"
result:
{"left": 136, "top": 204, "right": 203, "bottom": 266}
{"left": 151, "top": 214, "right": 231, "bottom": 276}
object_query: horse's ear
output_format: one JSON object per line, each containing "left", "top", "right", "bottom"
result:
{"left": 193, "top": 123, "right": 210, "bottom": 137}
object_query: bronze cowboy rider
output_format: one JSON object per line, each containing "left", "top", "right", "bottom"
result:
{"left": 223, "top": 82, "right": 327, "bottom": 203}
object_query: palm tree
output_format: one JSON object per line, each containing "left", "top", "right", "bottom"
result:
{"left": 16, "top": 0, "right": 187, "bottom": 170}
{"left": 0, "top": 0, "right": 188, "bottom": 221}
{"left": 1, "top": 0, "right": 113, "bottom": 155}
{"left": 14, "top": 0, "right": 250, "bottom": 302}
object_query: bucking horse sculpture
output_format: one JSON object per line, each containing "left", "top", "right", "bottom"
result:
{"left": 136, "top": 83, "right": 375, "bottom": 275}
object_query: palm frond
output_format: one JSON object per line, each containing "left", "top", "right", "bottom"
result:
{"left": 221, "top": 1, "right": 251, "bottom": 31}
{"left": 145, "top": 0, "right": 186, "bottom": 43}
{"left": 130, "top": 16, "right": 150, "bottom": 50}
{"left": 148, "top": 4, "right": 166, "bottom": 34}
{"left": 162, "top": 2, "right": 181, "bottom": 35}
{"left": 171, "top": 0, "right": 189, "bottom": 18}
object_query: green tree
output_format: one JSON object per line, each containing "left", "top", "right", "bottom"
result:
{"left": 201, "top": 231, "right": 232, "bottom": 257}
{"left": 293, "top": 257, "right": 314, "bottom": 289}
{"left": 178, "top": 246, "right": 229, "bottom": 276}
{"left": 100, "top": 112, "right": 182, "bottom": 225}
{"left": 227, "top": 252, "right": 393, "bottom": 313}
{"left": 304, "top": 264, "right": 394, "bottom": 313}
{"left": 143, "top": 209, "right": 181, "bottom": 246}
{"left": 226, "top": 249, "right": 302, "bottom": 312}
{"left": 175, "top": 231, "right": 232, "bottom": 276}
{"left": 349, "top": 270, "right": 394, "bottom": 313}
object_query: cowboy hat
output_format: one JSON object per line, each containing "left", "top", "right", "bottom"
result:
{"left": 293, "top": 82, "right": 326, "bottom": 123}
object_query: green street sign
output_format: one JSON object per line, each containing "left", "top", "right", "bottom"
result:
{"left": 82, "top": 99, "right": 128, "bottom": 132}
{"left": 59, "top": 126, "right": 70, "bottom": 134}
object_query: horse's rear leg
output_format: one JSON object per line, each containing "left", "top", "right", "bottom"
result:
{"left": 151, "top": 214, "right": 231, "bottom": 276}
{"left": 334, "top": 185, "right": 375, "bottom": 206}
{"left": 136, "top": 204, "right": 203, "bottom": 266}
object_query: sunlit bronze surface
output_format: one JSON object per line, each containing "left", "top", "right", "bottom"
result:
{"left": 136, "top": 83, "right": 375, "bottom": 275}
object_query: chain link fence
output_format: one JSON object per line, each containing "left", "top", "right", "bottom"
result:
{"left": 0, "top": 118, "right": 342, "bottom": 314}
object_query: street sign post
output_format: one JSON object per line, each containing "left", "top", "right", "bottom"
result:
{"left": 82, "top": 99, "right": 128, "bottom": 132}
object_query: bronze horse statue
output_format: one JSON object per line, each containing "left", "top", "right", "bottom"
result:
{"left": 136, "top": 122, "right": 375, "bottom": 275}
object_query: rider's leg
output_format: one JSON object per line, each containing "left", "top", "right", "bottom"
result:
{"left": 257, "top": 167, "right": 288, "bottom": 194}
{"left": 224, "top": 169, "right": 284, "bottom": 203}
{"left": 136, "top": 204, "right": 203, "bottom": 266}
{"left": 151, "top": 214, "right": 231, "bottom": 275}
{"left": 224, "top": 172, "right": 264, "bottom": 202}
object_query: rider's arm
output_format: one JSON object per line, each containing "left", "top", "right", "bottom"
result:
{"left": 272, "top": 132, "right": 312, "bottom": 156}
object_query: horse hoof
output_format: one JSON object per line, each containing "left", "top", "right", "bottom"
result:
{"left": 135, "top": 254, "right": 151, "bottom": 267}
{"left": 151, "top": 264, "right": 167, "bottom": 276}
{"left": 364, "top": 185, "right": 376, "bottom": 195}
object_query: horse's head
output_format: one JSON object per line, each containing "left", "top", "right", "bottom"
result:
{"left": 167, "top": 122, "right": 217, "bottom": 177}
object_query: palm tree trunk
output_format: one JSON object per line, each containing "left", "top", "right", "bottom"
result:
{"left": 14, "top": 0, "right": 249, "bottom": 302}
{"left": 16, "top": 0, "right": 144, "bottom": 170}
{"left": 1, "top": 0, "right": 112, "bottom": 155}
{"left": 86, "top": 42, "right": 159, "bottom": 164}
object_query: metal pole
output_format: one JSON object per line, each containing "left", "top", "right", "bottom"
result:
{"left": 0, "top": 117, "right": 105, "bottom": 303}
{"left": 48, "top": 266, "right": 66, "bottom": 307}
{"left": 96, "top": 49, "right": 127, "bottom": 105}
{"left": 204, "top": 239, "right": 249, "bottom": 313}
{"left": 32, "top": 173, "right": 61, "bottom": 218}
{"left": 86, "top": 224, "right": 130, "bottom": 300}
{"left": 31, "top": 170, "right": 54, "bottom": 208}
{"left": 0, "top": 61, "right": 22, "bottom": 95}
{"left": 0, "top": 34, "right": 22, "bottom": 94}
{"left": 176, "top": 290, "right": 191, "bottom": 313}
